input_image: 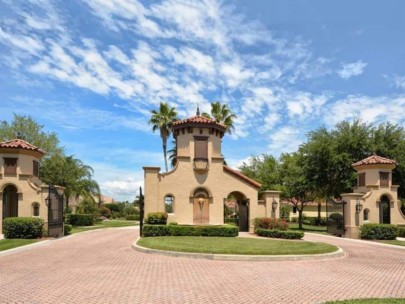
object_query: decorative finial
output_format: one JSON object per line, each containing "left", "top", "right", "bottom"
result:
{"left": 196, "top": 104, "right": 200, "bottom": 116}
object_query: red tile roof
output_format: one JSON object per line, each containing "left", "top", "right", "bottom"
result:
{"left": 0, "top": 139, "right": 46, "bottom": 155}
{"left": 172, "top": 115, "right": 226, "bottom": 129}
{"left": 223, "top": 165, "right": 261, "bottom": 189}
{"left": 352, "top": 155, "right": 396, "bottom": 167}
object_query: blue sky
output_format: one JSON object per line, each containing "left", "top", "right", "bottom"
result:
{"left": 1, "top": 0, "right": 405, "bottom": 201}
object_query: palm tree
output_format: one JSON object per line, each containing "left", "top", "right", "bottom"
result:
{"left": 202, "top": 101, "right": 237, "bottom": 134}
{"left": 168, "top": 139, "right": 177, "bottom": 169}
{"left": 149, "top": 102, "right": 178, "bottom": 172}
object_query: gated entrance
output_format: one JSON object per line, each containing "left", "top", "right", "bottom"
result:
{"left": 326, "top": 198, "right": 345, "bottom": 236}
{"left": 47, "top": 185, "right": 64, "bottom": 237}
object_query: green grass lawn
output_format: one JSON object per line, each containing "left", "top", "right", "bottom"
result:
{"left": 71, "top": 220, "right": 138, "bottom": 234}
{"left": 377, "top": 239, "right": 405, "bottom": 247}
{"left": 0, "top": 239, "right": 39, "bottom": 252}
{"left": 324, "top": 298, "right": 405, "bottom": 304}
{"left": 289, "top": 223, "right": 328, "bottom": 234}
{"left": 137, "top": 236, "right": 338, "bottom": 255}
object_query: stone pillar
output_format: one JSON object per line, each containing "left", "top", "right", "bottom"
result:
{"left": 262, "top": 190, "right": 281, "bottom": 219}
{"left": 143, "top": 167, "right": 161, "bottom": 216}
{"left": 341, "top": 193, "right": 364, "bottom": 239}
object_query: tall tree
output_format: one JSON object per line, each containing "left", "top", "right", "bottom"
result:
{"left": 202, "top": 101, "right": 237, "bottom": 134}
{"left": 149, "top": 102, "right": 178, "bottom": 172}
{"left": 168, "top": 139, "right": 177, "bottom": 169}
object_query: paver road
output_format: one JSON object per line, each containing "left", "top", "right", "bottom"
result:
{"left": 0, "top": 227, "right": 404, "bottom": 304}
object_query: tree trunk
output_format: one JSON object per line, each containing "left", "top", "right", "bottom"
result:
{"left": 298, "top": 209, "right": 303, "bottom": 229}
{"left": 317, "top": 202, "right": 321, "bottom": 226}
{"left": 163, "top": 139, "right": 168, "bottom": 172}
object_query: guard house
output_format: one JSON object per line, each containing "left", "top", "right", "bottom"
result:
{"left": 0, "top": 139, "right": 64, "bottom": 237}
{"left": 341, "top": 155, "right": 405, "bottom": 238}
{"left": 143, "top": 110, "right": 280, "bottom": 232}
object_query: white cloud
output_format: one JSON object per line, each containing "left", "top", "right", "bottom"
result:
{"left": 268, "top": 126, "right": 304, "bottom": 155}
{"left": 337, "top": 60, "right": 368, "bottom": 79}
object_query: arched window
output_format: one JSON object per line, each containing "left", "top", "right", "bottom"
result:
{"left": 32, "top": 202, "right": 40, "bottom": 216}
{"left": 363, "top": 208, "right": 369, "bottom": 221}
{"left": 164, "top": 195, "right": 174, "bottom": 213}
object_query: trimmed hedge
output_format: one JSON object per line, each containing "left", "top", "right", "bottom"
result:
{"left": 3, "top": 217, "right": 44, "bottom": 239}
{"left": 64, "top": 224, "right": 72, "bottom": 236}
{"left": 398, "top": 227, "right": 405, "bottom": 238}
{"left": 125, "top": 215, "right": 140, "bottom": 221}
{"left": 142, "top": 224, "right": 239, "bottom": 237}
{"left": 256, "top": 228, "right": 304, "bottom": 239}
{"left": 145, "top": 212, "right": 168, "bottom": 225}
{"left": 65, "top": 214, "right": 94, "bottom": 226}
{"left": 253, "top": 217, "right": 289, "bottom": 231}
{"left": 360, "top": 224, "right": 398, "bottom": 240}
{"left": 303, "top": 217, "right": 327, "bottom": 226}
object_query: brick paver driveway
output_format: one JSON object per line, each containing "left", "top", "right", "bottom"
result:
{"left": 0, "top": 228, "right": 404, "bottom": 304}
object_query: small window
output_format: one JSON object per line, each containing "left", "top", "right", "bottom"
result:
{"left": 4, "top": 158, "right": 17, "bottom": 175}
{"left": 380, "top": 172, "right": 389, "bottom": 187}
{"left": 292, "top": 206, "right": 297, "bottom": 214}
{"left": 32, "top": 202, "right": 40, "bottom": 216}
{"left": 363, "top": 208, "right": 369, "bottom": 221}
{"left": 164, "top": 195, "right": 174, "bottom": 213}
{"left": 194, "top": 136, "right": 208, "bottom": 160}
{"left": 33, "top": 160, "right": 39, "bottom": 177}
{"left": 358, "top": 173, "right": 366, "bottom": 187}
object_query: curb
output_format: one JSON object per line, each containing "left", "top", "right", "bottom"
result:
{"left": 0, "top": 240, "right": 51, "bottom": 257}
{"left": 132, "top": 238, "right": 346, "bottom": 261}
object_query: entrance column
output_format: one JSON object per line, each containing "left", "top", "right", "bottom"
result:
{"left": 341, "top": 193, "right": 364, "bottom": 239}
{"left": 262, "top": 190, "right": 281, "bottom": 219}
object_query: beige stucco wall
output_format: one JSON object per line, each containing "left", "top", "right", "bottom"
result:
{"left": 0, "top": 149, "right": 49, "bottom": 233}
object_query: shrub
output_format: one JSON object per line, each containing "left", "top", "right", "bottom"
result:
{"left": 65, "top": 214, "right": 94, "bottom": 226}
{"left": 168, "top": 222, "right": 178, "bottom": 225}
{"left": 123, "top": 206, "right": 139, "bottom": 216}
{"left": 99, "top": 206, "right": 111, "bottom": 218}
{"left": 145, "top": 212, "right": 168, "bottom": 225}
{"left": 256, "top": 228, "right": 304, "bottom": 239}
{"left": 125, "top": 215, "right": 140, "bottom": 221}
{"left": 3, "top": 217, "right": 44, "bottom": 239}
{"left": 64, "top": 224, "right": 72, "bottom": 236}
{"left": 360, "top": 224, "right": 398, "bottom": 240}
{"left": 280, "top": 204, "right": 291, "bottom": 220}
{"left": 303, "top": 217, "right": 327, "bottom": 226}
{"left": 142, "top": 224, "right": 239, "bottom": 237}
{"left": 253, "top": 217, "right": 289, "bottom": 231}
{"left": 104, "top": 203, "right": 121, "bottom": 213}
{"left": 76, "top": 197, "right": 98, "bottom": 215}
{"left": 398, "top": 227, "right": 405, "bottom": 237}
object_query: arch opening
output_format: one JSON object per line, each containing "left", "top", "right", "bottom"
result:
{"left": 225, "top": 191, "right": 249, "bottom": 232}
{"left": 379, "top": 195, "right": 391, "bottom": 224}
{"left": 2, "top": 185, "right": 18, "bottom": 223}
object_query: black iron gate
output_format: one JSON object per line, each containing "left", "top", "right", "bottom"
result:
{"left": 47, "top": 185, "right": 64, "bottom": 237}
{"left": 326, "top": 198, "right": 345, "bottom": 236}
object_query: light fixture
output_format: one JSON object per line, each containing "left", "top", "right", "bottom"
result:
{"left": 356, "top": 200, "right": 363, "bottom": 213}
{"left": 271, "top": 198, "right": 278, "bottom": 212}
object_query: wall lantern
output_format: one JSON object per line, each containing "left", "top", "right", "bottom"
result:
{"left": 356, "top": 200, "right": 363, "bottom": 214}
{"left": 271, "top": 198, "right": 278, "bottom": 212}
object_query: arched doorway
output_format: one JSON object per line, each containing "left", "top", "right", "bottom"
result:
{"left": 2, "top": 185, "right": 18, "bottom": 221}
{"left": 192, "top": 188, "right": 210, "bottom": 225}
{"left": 225, "top": 191, "right": 249, "bottom": 232}
{"left": 379, "top": 195, "right": 391, "bottom": 224}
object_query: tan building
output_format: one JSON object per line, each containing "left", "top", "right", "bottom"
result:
{"left": 341, "top": 155, "right": 405, "bottom": 238}
{"left": 0, "top": 139, "right": 64, "bottom": 237}
{"left": 143, "top": 111, "right": 280, "bottom": 232}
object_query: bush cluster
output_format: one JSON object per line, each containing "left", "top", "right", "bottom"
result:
{"left": 125, "top": 215, "right": 140, "bottom": 221}
{"left": 65, "top": 214, "right": 94, "bottom": 226}
{"left": 3, "top": 217, "right": 44, "bottom": 239}
{"left": 142, "top": 224, "right": 238, "bottom": 237}
{"left": 253, "top": 217, "right": 289, "bottom": 231}
{"left": 64, "top": 224, "right": 72, "bottom": 236}
{"left": 398, "top": 227, "right": 405, "bottom": 238}
{"left": 102, "top": 203, "right": 139, "bottom": 219}
{"left": 256, "top": 228, "right": 304, "bottom": 239}
{"left": 145, "top": 212, "right": 168, "bottom": 225}
{"left": 360, "top": 224, "right": 398, "bottom": 240}
{"left": 303, "top": 217, "right": 327, "bottom": 226}
{"left": 99, "top": 206, "right": 111, "bottom": 218}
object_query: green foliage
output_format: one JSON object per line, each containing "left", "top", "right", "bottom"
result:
{"left": 202, "top": 101, "right": 237, "bottom": 134}
{"left": 76, "top": 196, "right": 98, "bottom": 215}
{"left": 239, "top": 154, "right": 281, "bottom": 192}
{"left": 398, "top": 227, "right": 405, "bottom": 237}
{"left": 99, "top": 206, "right": 111, "bottom": 218}
{"left": 142, "top": 224, "right": 239, "bottom": 237}
{"left": 303, "top": 217, "right": 327, "bottom": 226}
{"left": 256, "top": 228, "right": 304, "bottom": 239}
{"left": 253, "top": 217, "right": 289, "bottom": 231}
{"left": 360, "top": 224, "right": 398, "bottom": 240}
{"left": 3, "top": 217, "right": 44, "bottom": 239}
{"left": 64, "top": 224, "right": 72, "bottom": 236}
{"left": 125, "top": 215, "right": 140, "bottom": 221}
{"left": 280, "top": 204, "right": 291, "bottom": 219}
{"left": 104, "top": 203, "right": 121, "bottom": 212}
{"left": 145, "top": 212, "right": 168, "bottom": 225}
{"left": 65, "top": 214, "right": 94, "bottom": 226}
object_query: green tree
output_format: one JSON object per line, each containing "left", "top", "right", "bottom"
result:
{"left": 149, "top": 102, "right": 178, "bottom": 172}
{"left": 0, "top": 114, "right": 63, "bottom": 157}
{"left": 202, "top": 101, "right": 237, "bottom": 134}
{"left": 239, "top": 154, "right": 281, "bottom": 192}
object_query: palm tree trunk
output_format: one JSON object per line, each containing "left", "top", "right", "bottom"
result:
{"left": 163, "top": 137, "right": 168, "bottom": 172}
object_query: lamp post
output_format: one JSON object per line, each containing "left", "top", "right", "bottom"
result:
{"left": 356, "top": 199, "right": 363, "bottom": 214}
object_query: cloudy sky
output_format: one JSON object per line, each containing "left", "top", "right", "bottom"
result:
{"left": 1, "top": 0, "right": 405, "bottom": 201}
